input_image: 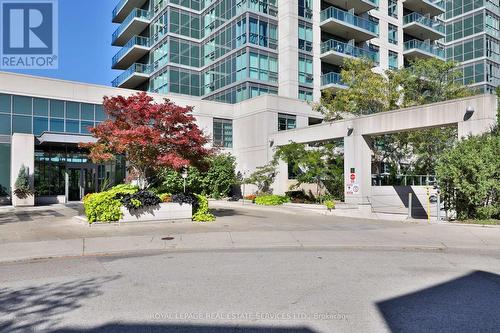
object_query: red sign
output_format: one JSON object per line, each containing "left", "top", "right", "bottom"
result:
{"left": 350, "top": 173, "right": 356, "bottom": 182}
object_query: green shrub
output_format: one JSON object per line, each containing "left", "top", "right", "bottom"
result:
{"left": 192, "top": 194, "right": 215, "bottom": 222}
{"left": 255, "top": 195, "right": 290, "bottom": 206}
{"left": 83, "top": 184, "right": 138, "bottom": 223}
{"left": 324, "top": 200, "right": 335, "bottom": 210}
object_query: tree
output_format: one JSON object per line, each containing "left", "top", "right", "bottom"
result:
{"left": 155, "top": 153, "right": 236, "bottom": 199}
{"left": 314, "top": 58, "right": 399, "bottom": 119}
{"left": 436, "top": 131, "right": 499, "bottom": 220}
{"left": 81, "top": 92, "right": 212, "bottom": 188}
{"left": 274, "top": 142, "right": 344, "bottom": 200}
{"left": 244, "top": 162, "right": 277, "bottom": 194}
{"left": 390, "top": 58, "right": 472, "bottom": 108}
{"left": 13, "top": 165, "right": 33, "bottom": 198}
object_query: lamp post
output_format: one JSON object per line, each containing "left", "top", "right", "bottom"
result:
{"left": 181, "top": 167, "right": 188, "bottom": 193}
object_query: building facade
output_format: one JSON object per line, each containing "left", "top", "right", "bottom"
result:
{"left": 443, "top": 0, "right": 500, "bottom": 93}
{"left": 0, "top": 72, "right": 321, "bottom": 205}
{"left": 111, "top": 0, "right": 449, "bottom": 104}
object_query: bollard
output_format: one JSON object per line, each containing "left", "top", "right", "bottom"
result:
{"left": 408, "top": 193, "right": 412, "bottom": 219}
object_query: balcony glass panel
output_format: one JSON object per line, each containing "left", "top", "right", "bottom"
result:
{"left": 403, "top": 12, "right": 445, "bottom": 34}
{"left": 112, "top": 8, "right": 150, "bottom": 43}
{"left": 404, "top": 40, "right": 445, "bottom": 58}
{"left": 321, "top": 39, "right": 379, "bottom": 63}
{"left": 320, "top": 7, "right": 379, "bottom": 35}
{"left": 112, "top": 0, "right": 127, "bottom": 19}
{"left": 321, "top": 72, "right": 346, "bottom": 87}
{"left": 112, "top": 36, "right": 150, "bottom": 66}
{"left": 112, "top": 63, "right": 151, "bottom": 87}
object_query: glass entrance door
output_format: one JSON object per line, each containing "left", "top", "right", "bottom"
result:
{"left": 67, "top": 166, "right": 97, "bottom": 201}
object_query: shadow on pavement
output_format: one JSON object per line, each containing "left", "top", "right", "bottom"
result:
{"left": 211, "top": 208, "right": 265, "bottom": 219}
{"left": 49, "top": 323, "right": 318, "bottom": 333}
{"left": 0, "top": 275, "right": 120, "bottom": 332}
{"left": 376, "top": 270, "right": 500, "bottom": 333}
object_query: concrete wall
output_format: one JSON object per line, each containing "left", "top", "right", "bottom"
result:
{"left": 10, "top": 133, "right": 35, "bottom": 206}
{"left": 371, "top": 186, "right": 439, "bottom": 218}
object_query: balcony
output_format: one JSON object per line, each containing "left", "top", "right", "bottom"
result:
{"left": 112, "top": 0, "right": 149, "bottom": 23}
{"left": 321, "top": 39, "right": 379, "bottom": 66}
{"left": 403, "top": 0, "right": 445, "bottom": 17}
{"left": 322, "top": 0, "right": 378, "bottom": 14}
{"left": 403, "top": 40, "right": 445, "bottom": 60}
{"left": 320, "top": 72, "right": 347, "bottom": 91}
{"left": 112, "top": 63, "right": 151, "bottom": 89}
{"left": 403, "top": 12, "right": 445, "bottom": 41}
{"left": 112, "top": 36, "right": 151, "bottom": 70}
{"left": 320, "top": 7, "right": 379, "bottom": 42}
{"left": 112, "top": 8, "right": 151, "bottom": 46}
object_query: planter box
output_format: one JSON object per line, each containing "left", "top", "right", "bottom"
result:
{"left": 35, "top": 195, "right": 66, "bottom": 205}
{"left": 12, "top": 194, "right": 34, "bottom": 207}
{"left": 119, "top": 202, "right": 192, "bottom": 223}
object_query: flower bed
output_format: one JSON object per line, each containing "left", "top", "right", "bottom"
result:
{"left": 83, "top": 184, "right": 214, "bottom": 223}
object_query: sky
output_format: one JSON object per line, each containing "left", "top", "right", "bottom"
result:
{"left": 4, "top": 0, "right": 121, "bottom": 86}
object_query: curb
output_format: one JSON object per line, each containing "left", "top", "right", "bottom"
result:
{"left": 1, "top": 231, "right": 499, "bottom": 264}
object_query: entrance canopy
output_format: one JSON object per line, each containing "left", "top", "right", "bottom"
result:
{"left": 269, "top": 94, "right": 498, "bottom": 204}
{"left": 37, "top": 132, "right": 98, "bottom": 145}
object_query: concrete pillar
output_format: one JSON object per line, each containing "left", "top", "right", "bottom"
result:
{"left": 273, "top": 160, "right": 289, "bottom": 195}
{"left": 312, "top": 0, "right": 322, "bottom": 102}
{"left": 10, "top": 133, "right": 35, "bottom": 207}
{"left": 278, "top": 0, "right": 299, "bottom": 99}
{"left": 343, "top": 134, "right": 372, "bottom": 205}
{"left": 458, "top": 118, "right": 497, "bottom": 138}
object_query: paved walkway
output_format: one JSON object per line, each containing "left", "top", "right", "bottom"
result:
{"left": 0, "top": 201, "right": 499, "bottom": 263}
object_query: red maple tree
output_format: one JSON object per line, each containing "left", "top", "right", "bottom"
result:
{"left": 82, "top": 92, "right": 213, "bottom": 187}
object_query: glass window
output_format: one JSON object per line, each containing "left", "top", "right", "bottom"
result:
{"left": 95, "top": 105, "right": 106, "bottom": 121}
{"left": 81, "top": 121, "right": 94, "bottom": 134}
{"left": 66, "top": 102, "right": 79, "bottom": 119}
{"left": 213, "top": 118, "right": 233, "bottom": 148}
{"left": 50, "top": 118, "right": 64, "bottom": 132}
{"left": 33, "top": 117, "right": 49, "bottom": 136}
{"left": 278, "top": 113, "right": 296, "bottom": 131}
{"left": 65, "top": 119, "right": 79, "bottom": 133}
{"left": 388, "top": 50, "right": 398, "bottom": 70}
{"left": 388, "top": 24, "right": 398, "bottom": 45}
{"left": 0, "top": 94, "right": 11, "bottom": 114}
{"left": 12, "top": 95, "right": 32, "bottom": 115}
{"left": 298, "top": 0, "right": 312, "bottom": 19}
{"left": 0, "top": 143, "right": 10, "bottom": 196}
{"left": 33, "top": 98, "right": 49, "bottom": 116}
{"left": 0, "top": 114, "right": 11, "bottom": 134}
{"left": 81, "top": 104, "right": 94, "bottom": 121}
{"left": 12, "top": 115, "right": 31, "bottom": 133}
{"left": 50, "top": 100, "right": 65, "bottom": 118}
{"left": 388, "top": 0, "right": 397, "bottom": 18}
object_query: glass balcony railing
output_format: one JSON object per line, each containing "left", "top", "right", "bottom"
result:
{"left": 112, "top": 0, "right": 128, "bottom": 20}
{"left": 320, "top": 6, "right": 379, "bottom": 35}
{"left": 112, "top": 36, "right": 150, "bottom": 67}
{"left": 404, "top": 40, "right": 445, "bottom": 58}
{"left": 321, "top": 72, "right": 346, "bottom": 87}
{"left": 430, "top": 0, "right": 445, "bottom": 10}
{"left": 321, "top": 39, "right": 379, "bottom": 63}
{"left": 112, "top": 63, "right": 151, "bottom": 87}
{"left": 403, "top": 12, "right": 445, "bottom": 34}
{"left": 364, "top": 0, "right": 379, "bottom": 6}
{"left": 112, "top": 8, "right": 150, "bottom": 44}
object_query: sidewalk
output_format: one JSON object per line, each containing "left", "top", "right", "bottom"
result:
{"left": 0, "top": 202, "right": 499, "bottom": 263}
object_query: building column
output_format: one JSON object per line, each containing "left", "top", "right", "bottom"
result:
{"left": 10, "top": 133, "right": 35, "bottom": 207}
{"left": 312, "top": 0, "right": 322, "bottom": 102}
{"left": 343, "top": 134, "right": 372, "bottom": 205}
{"left": 278, "top": 0, "right": 299, "bottom": 99}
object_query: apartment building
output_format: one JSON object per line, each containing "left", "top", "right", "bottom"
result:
{"left": 443, "top": 0, "right": 500, "bottom": 93}
{"left": 110, "top": 0, "right": 447, "bottom": 104}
